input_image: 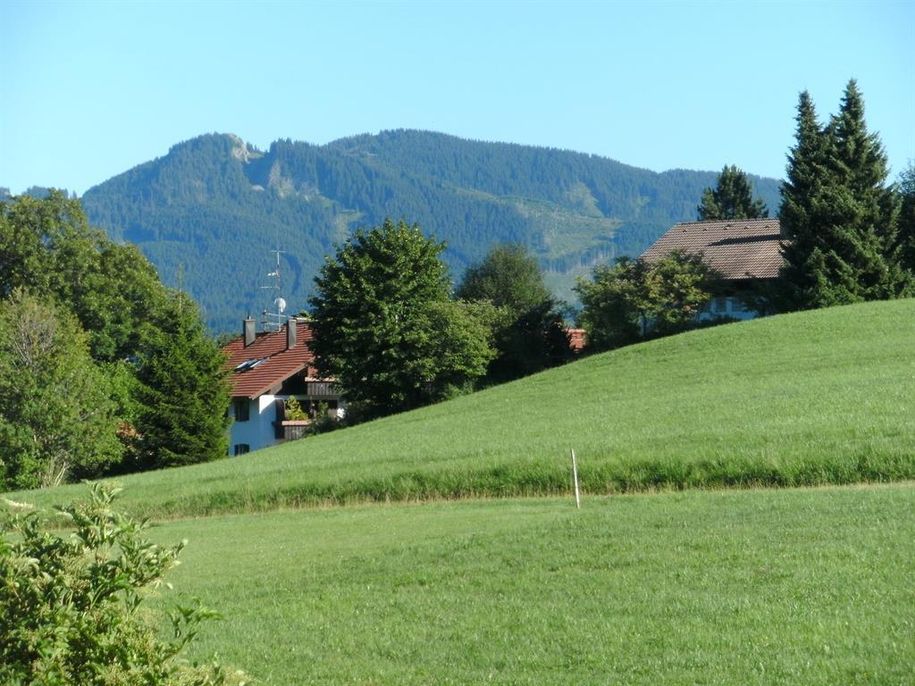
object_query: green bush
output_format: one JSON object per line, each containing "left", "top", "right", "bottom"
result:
{"left": 0, "top": 483, "right": 247, "bottom": 685}
{"left": 283, "top": 397, "right": 309, "bottom": 421}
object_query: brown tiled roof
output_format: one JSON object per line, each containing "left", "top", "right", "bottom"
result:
{"left": 640, "top": 219, "right": 783, "bottom": 280}
{"left": 222, "top": 320, "right": 323, "bottom": 399}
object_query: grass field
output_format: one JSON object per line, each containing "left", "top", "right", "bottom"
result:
{"left": 5, "top": 300, "right": 914, "bottom": 683}
{"left": 149, "top": 484, "right": 914, "bottom": 685}
{"left": 9, "top": 299, "right": 915, "bottom": 519}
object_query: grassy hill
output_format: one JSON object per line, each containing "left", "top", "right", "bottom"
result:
{"left": 9, "top": 299, "right": 914, "bottom": 519}
{"left": 6, "top": 302, "right": 914, "bottom": 685}
{"left": 80, "top": 130, "right": 781, "bottom": 331}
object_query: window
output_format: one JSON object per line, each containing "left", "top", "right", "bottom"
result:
{"left": 711, "top": 297, "right": 727, "bottom": 314}
{"left": 233, "top": 443, "right": 250, "bottom": 456}
{"left": 233, "top": 399, "right": 250, "bottom": 422}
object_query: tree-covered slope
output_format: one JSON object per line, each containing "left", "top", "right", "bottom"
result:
{"left": 82, "top": 131, "right": 781, "bottom": 331}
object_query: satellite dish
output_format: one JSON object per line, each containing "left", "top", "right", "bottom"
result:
{"left": 274, "top": 297, "right": 287, "bottom": 313}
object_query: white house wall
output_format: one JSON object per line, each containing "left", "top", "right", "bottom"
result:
{"left": 698, "top": 296, "right": 759, "bottom": 322}
{"left": 229, "top": 394, "right": 279, "bottom": 454}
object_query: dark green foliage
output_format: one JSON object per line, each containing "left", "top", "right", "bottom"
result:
{"left": 575, "top": 258, "right": 648, "bottom": 350}
{"left": 456, "top": 244, "right": 571, "bottom": 382}
{"left": 310, "top": 219, "right": 495, "bottom": 418}
{"left": 0, "top": 192, "right": 230, "bottom": 479}
{"left": 576, "top": 251, "right": 719, "bottom": 351}
{"left": 897, "top": 161, "right": 915, "bottom": 272}
{"left": 0, "top": 292, "right": 123, "bottom": 490}
{"left": 80, "top": 131, "right": 782, "bottom": 332}
{"left": 645, "top": 251, "right": 722, "bottom": 335}
{"left": 0, "top": 197, "right": 45, "bottom": 298}
{"left": 133, "top": 293, "right": 231, "bottom": 470}
{"left": 778, "top": 82, "right": 909, "bottom": 310}
{"left": 0, "top": 484, "right": 242, "bottom": 685}
{"left": 0, "top": 191, "right": 170, "bottom": 362}
{"left": 697, "top": 165, "right": 769, "bottom": 220}
{"left": 456, "top": 244, "right": 552, "bottom": 311}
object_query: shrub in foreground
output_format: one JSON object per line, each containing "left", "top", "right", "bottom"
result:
{"left": 0, "top": 483, "right": 247, "bottom": 685}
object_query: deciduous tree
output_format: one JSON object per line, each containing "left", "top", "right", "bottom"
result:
{"left": 456, "top": 244, "right": 571, "bottom": 383}
{"left": 0, "top": 484, "right": 243, "bottom": 685}
{"left": 309, "top": 219, "right": 495, "bottom": 418}
{"left": 0, "top": 291, "right": 122, "bottom": 489}
{"left": 0, "top": 192, "right": 232, "bottom": 478}
{"left": 575, "top": 251, "right": 719, "bottom": 351}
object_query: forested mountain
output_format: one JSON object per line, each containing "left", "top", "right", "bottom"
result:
{"left": 81, "top": 131, "right": 781, "bottom": 332}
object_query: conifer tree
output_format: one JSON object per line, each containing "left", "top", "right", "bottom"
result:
{"left": 778, "top": 91, "right": 831, "bottom": 308}
{"left": 697, "top": 165, "right": 768, "bottom": 220}
{"left": 895, "top": 161, "right": 915, "bottom": 274}
{"left": 132, "top": 293, "right": 230, "bottom": 470}
{"left": 1, "top": 192, "right": 233, "bottom": 478}
{"left": 778, "top": 82, "right": 908, "bottom": 309}
{"left": 827, "top": 80, "right": 906, "bottom": 298}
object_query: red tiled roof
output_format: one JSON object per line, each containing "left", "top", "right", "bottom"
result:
{"left": 222, "top": 320, "right": 321, "bottom": 399}
{"left": 640, "top": 219, "right": 783, "bottom": 280}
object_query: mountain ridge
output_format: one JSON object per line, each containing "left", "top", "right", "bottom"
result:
{"left": 80, "top": 130, "right": 781, "bottom": 331}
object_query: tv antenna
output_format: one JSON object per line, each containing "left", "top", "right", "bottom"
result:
{"left": 260, "top": 247, "right": 288, "bottom": 331}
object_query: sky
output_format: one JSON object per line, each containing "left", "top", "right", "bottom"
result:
{"left": 2, "top": 0, "right": 913, "bottom": 196}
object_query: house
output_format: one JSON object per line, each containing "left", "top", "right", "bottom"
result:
{"left": 640, "top": 218, "right": 783, "bottom": 321}
{"left": 222, "top": 317, "right": 342, "bottom": 455}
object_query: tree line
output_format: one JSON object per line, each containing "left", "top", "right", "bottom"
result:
{"left": 309, "top": 219, "right": 573, "bottom": 421}
{"left": 0, "top": 192, "right": 229, "bottom": 491}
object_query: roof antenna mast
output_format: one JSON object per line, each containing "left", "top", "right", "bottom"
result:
{"left": 260, "top": 245, "right": 288, "bottom": 332}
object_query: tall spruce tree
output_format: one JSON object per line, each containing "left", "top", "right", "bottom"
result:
{"left": 697, "top": 165, "right": 768, "bottom": 220}
{"left": 778, "top": 91, "right": 830, "bottom": 308}
{"left": 778, "top": 82, "right": 907, "bottom": 309}
{"left": 828, "top": 80, "right": 906, "bottom": 298}
{"left": 896, "top": 161, "right": 915, "bottom": 274}
{"left": 132, "top": 293, "right": 230, "bottom": 470}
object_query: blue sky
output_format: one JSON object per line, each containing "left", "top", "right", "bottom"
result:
{"left": 2, "top": 0, "right": 912, "bottom": 195}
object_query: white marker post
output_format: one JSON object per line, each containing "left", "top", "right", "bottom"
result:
{"left": 570, "top": 448, "right": 581, "bottom": 509}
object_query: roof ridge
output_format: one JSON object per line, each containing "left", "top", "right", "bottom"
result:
{"left": 674, "top": 218, "right": 778, "bottom": 226}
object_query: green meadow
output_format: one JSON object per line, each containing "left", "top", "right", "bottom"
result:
{"left": 153, "top": 485, "right": 914, "bottom": 685}
{"left": 9, "top": 299, "right": 915, "bottom": 519}
{"left": 5, "top": 300, "right": 914, "bottom": 683}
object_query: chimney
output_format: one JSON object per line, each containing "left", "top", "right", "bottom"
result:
{"left": 243, "top": 317, "right": 256, "bottom": 347}
{"left": 286, "top": 318, "right": 297, "bottom": 349}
